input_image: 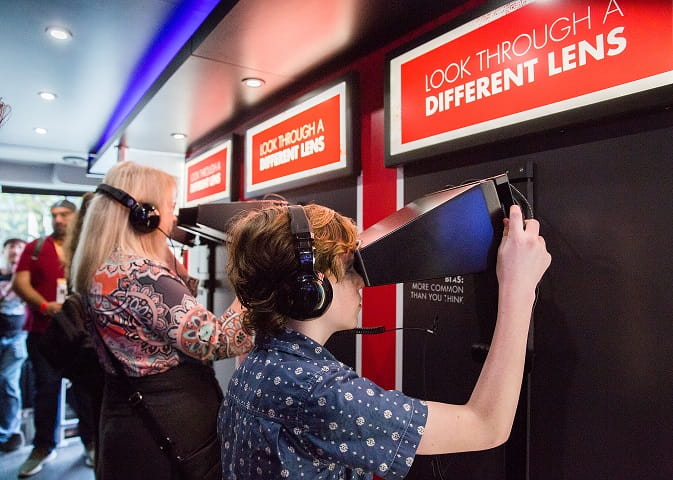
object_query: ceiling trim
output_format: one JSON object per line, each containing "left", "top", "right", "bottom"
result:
{"left": 88, "top": 0, "right": 240, "bottom": 174}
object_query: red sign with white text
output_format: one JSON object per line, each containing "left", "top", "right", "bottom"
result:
{"left": 389, "top": 0, "right": 673, "bottom": 158}
{"left": 184, "top": 140, "right": 231, "bottom": 206}
{"left": 245, "top": 82, "right": 348, "bottom": 196}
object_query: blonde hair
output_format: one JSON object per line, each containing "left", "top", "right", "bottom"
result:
{"left": 71, "top": 161, "right": 176, "bottom": 293}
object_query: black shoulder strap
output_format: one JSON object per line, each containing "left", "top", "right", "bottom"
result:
{"left": 31, "top": 237, "right": 47, "bottom": 261}
{"left": 93, "top": 320, "right": 178, "bottom": 459}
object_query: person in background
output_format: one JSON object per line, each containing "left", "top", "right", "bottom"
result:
{"left": 70, "top": 161, "right": 253, "bottom": 479}
{"left": 0, "top": 97, "right": 10, "bottom": 128}
{"left": 62, "top": 191, "right": 103, "bottom": 472}
{"left": 0, "top": 238, "right": 27, "bottom": 453}
{"left": 219, "top": 203, "right": 551, "bottom": 479}
{"left": 63, "top": 192, "right": 94, "bottom": 283}
{"left": 12, "top": 199, "right": 96, "bottom": 477}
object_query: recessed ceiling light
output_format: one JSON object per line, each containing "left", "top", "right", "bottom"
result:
{"left": 46, "top": 26, "right": 72, "bottom": 41}
{"left": 242, "top": 77, "right": 265, "bottom": 88}
{"left": 171, "top": 132, "right": 187, "bottom": 140}
{"left": 34, "top": 127, "right": 48, "bottom": 135}
{"left": 62, "top": 155, "right": 88, "bottom": 166}
{"left": 38, "top": 91, "right": 57, "bottom": 101}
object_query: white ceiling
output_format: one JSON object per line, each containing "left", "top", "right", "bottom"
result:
{"left": 0, "top": 0, "right": 467, "bottom": 191}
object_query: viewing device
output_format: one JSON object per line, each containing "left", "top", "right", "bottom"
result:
{"left": 354, "top": 174, "right": 514, "bottom": 287}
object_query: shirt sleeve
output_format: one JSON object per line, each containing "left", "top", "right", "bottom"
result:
{"left": 135, "top": 264, "right": 253, "bottom": 361}
{"left": 14, "top": 240, "right": 35, "bottom": 273}
{"left": 299, "top": 364, "right": 428, "bottom": 478}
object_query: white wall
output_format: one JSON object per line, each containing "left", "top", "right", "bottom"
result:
{"left": 121, "top": 147, "right": 186, "bottom": 206}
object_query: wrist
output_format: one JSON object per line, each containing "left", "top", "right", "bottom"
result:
{"left": 39, "top": 301, "right": 48, "bottom": 314}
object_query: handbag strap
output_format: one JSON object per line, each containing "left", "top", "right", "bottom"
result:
{"left": 90, "top": 305, "right": 179, "bottom": 461}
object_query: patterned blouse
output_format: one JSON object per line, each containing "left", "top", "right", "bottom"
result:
{"left": 218, "top": 329, "right": 428, "bottom": 479}
{"left": 87, "top": 250, "right": 252, "bottom": 377}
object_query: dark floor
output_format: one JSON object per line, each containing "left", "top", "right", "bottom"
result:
{"left": 0, "top": 440, "right": 94, "bottom": 480}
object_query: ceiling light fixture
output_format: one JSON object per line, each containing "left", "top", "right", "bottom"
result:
{"left": 33, "top": 127, "right": 47, "bottom": 135}
{"left": 62, "top": 155, "right": 88, "bottom": 167}
{"left": 38, "top": 91, "right": 57, "bottom": 101}
{"left": 171, "top": 132, "right": 187, "bottom": 140}
{"left": 46, "top": 26, "right": 72, "bottom": 41}
{"left": 242, "top": 77, "right": 265, "bottom": 88}
{"left": 89, "top": 0, "right": 223, "bottom": 172}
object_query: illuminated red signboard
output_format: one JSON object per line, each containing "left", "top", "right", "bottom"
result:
{"left": 245, "top": 80, "right": 353, "bottom": 197}
{"left": 387, "top": 0, "right": 673, "bottom": 165}
{"left": 184, "top": 139, "right": 231, "bottom": 206}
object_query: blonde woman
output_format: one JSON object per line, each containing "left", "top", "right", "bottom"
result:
{"left": 71, "top": 161, "right": 252, "bottom": 479}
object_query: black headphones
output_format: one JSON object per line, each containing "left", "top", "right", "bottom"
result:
{"left": 95, "top": 184, "right": 161, "bottom": 234}
{"left": 278, "top": 205, "right": 333, "bottom": 320}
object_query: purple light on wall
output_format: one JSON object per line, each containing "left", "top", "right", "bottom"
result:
{"left": 92, "top": 0, "right": 223, "bottom": 155}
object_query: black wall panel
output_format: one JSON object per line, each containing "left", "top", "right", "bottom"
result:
{"left": 402, "top": 158, "right": 530, "bottom": 480}
{"left": 529, "top": 121, "right": 673, "bottom": 480}
{"left": 401, "top": 108, "right": 673, "bottom": 479}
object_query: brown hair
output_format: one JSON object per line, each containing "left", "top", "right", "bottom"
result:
{"left": 63, "top": 191, "right": 94, "bottom": 282}
{"left": 227, "top": 204, "right": 358, "bottom": 337}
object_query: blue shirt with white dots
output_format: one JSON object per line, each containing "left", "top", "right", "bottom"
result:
{"left": 218, "top": 329, "right": 428, "bottom": 479}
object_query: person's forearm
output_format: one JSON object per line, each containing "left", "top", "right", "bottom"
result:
{"left": 467, "top": 285, "right": 536, "bottom": 444}
{"left": 11, "top": 273, "right": 46, "bottom": 309}
{"left": 11, "top": 272, "right": 62, "bottom": 315}
{"left": 415, "top": 286, "right": 536, "bottom": 456}
{"left": 418, "top": 206, "right": 550, "bottom": 455}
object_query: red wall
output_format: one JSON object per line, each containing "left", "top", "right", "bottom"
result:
{"left": 235, "top": 0, "right": 486, "bottom": 402}
{"left": 351, "top": 0, "right": 486, "bottom": 391}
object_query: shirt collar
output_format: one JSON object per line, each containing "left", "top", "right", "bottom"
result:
{"left": 256, "top": 328, "right": 337, "bottom": 363}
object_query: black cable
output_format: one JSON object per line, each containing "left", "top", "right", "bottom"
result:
{"left": 345, "top": 326, "right": 386, "bottom": 335}
{"left": 339, "top": 326, "right": 435, "bottom": 335}
{"left": 426, "top": 315, "right": 447, "bottom": 480}
{"left": 508, "top": 183, "right": 534, "bottom": 219}
{"left": 421, "top": 316, "right": 438, "bottom": 401}
{"left": 158, "top": 227, "right": 179, "bottom": 275}
{"left": 340, "top": 318, "right": 444, "bottom": 478}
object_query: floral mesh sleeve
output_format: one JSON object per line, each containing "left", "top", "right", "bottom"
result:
{"left": 166, "top": 283, "right": 253, "bottom": 360}
{"left": 90, "top": 254, "right": 253, "bottom": 376}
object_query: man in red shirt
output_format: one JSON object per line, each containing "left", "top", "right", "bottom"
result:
{"left": 13, "top": 199, "right": 96, "bottom": 477}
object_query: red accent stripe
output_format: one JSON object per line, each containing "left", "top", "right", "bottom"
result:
{"left": 359, "top": 56, "right": 398, "bottom": 390}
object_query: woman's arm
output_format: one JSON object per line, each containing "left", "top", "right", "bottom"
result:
{"left": 216, "top": 297, "right": 253, "bottom": 357}
{"left": 417, "top": 205, "right": 551, "bottom": 454}
{"left": 147, "top": 266, "right": 253, "bottom": 360}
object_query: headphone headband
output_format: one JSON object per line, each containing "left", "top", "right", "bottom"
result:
{"left": 96, "top": 184, "right": 137, "bottom": 209}
{"left": 281, "top": 205, "right": 333, "bottom": 320}
{"left": 95, "top": 183, "right": 161, "bottom": 234}
{"left": 288, "top": 205, "right": 316, "bottom": 277}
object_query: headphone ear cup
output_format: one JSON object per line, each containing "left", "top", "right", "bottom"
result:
{"left": 129, "top": 203, "right": 160, "bottom": 233}
{"left": 285, "top": 273, "right": 333, "bottom": 320}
